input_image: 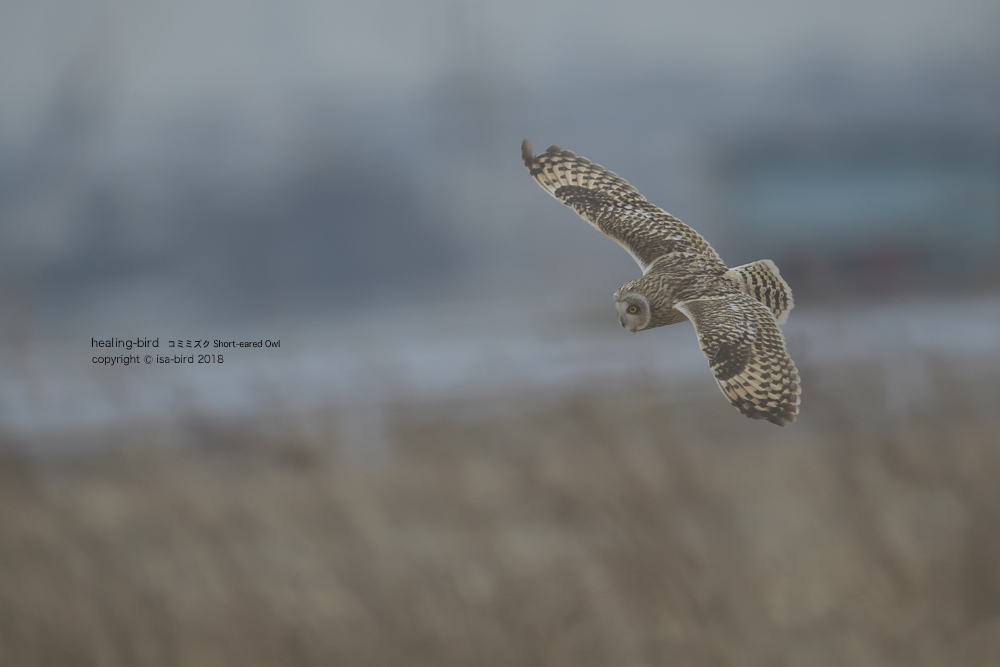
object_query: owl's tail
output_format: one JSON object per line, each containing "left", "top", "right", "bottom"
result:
{"left": 724, "top": 260, "right": 794, "bottom": 324}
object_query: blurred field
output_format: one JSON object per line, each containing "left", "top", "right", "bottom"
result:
{"left": 1, "top": 358, "right": 999, "bottom": 666}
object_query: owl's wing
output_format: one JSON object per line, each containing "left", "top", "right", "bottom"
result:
{"left": 674, "top": 291, "right": 800, "bottom": 425}
{"left": 522, "top": 139, "right": 721, "bottom": 271}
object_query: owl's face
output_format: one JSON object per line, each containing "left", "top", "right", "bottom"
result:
{"left": 614, "top": 290, "right": 652, "bottom": 332}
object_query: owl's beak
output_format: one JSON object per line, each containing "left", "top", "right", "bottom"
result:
{"left": 619, "top": 315, "right": 626, "bottom": 328}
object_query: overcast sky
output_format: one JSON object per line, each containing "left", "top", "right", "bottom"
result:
{"left": 3, "top": 0, "right": 999, "bottom": 139}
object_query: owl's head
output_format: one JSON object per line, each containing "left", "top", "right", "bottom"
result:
{"left": 613, "top": 289, "right": 652, "bottom": 332}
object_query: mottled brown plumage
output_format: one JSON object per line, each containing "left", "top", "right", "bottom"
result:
{"left": 725, "top": 260, "right": 795, "bottom": 325}
{"left": 522, "top": 139, "right": 801, "bottom": 425}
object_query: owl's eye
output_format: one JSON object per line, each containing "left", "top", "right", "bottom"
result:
{"left": 627, "top": 305, "right": 638, "bottom": 314}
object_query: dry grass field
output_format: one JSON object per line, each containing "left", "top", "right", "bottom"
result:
{"left": 1, "top": 358, "right": 998, "bottom": 666}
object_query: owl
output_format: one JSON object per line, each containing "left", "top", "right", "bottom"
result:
{"left": 522, "top": 140, "right": 800, "bottom": 425}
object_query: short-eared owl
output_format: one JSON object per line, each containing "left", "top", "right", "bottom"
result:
{"left": 522, "top": 140, "right": 800, "bottom": 425}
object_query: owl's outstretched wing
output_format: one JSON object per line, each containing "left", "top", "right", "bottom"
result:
{"left": 674, "top": 291, "right": 800, "bottom": 426}
{"left": 522, "top": 139, "right": 721, "bottom": 272}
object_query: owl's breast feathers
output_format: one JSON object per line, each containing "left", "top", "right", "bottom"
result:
{"left": 644, "top": 254, "right": 731, "bottom": 301}
{"left": 618, "top": 256, "right": 730, "bottom": 329}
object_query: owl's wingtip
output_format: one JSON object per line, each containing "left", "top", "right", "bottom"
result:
{"left": 764, "top": 404, "right": 798, "bottom": 426}
{"left": 521, "top": 139, "right": 534, "bottom": 167}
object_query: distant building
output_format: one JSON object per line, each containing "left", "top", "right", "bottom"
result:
{"left": 715, "top": 126, "right": 1000, "bottom": 297}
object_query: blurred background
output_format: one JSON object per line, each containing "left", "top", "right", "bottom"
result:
{"left": 1, "top": 0, "right": 999, "bottom": 664}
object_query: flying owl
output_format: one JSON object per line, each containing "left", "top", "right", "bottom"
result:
{"left": 522, "top": 140, "right": 800, "bottom": 425}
